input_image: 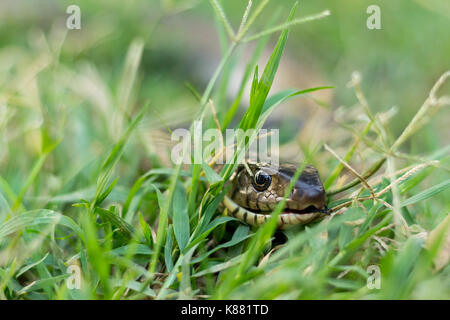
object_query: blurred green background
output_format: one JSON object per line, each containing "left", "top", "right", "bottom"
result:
{"left": 1, "top": 0, "right": 449, "bottom": 214}
{"left": 1, "top": 0, "right": 449, "bottom": 154}
{"left": 1, "top": 0, "right": 448, "bottom": 200}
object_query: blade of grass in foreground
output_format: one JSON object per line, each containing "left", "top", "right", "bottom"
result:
{"left": 222, "top": 9, "right": 280, "bottom": 129}
{"left": 92, "top": 102, "right": 150, "bottom": 209}
{"left": 0, "top": 209, "right": 82, "bottom": 240}
{"left": 149, "top": 161, "right": 182, "bottom": 275}
{"left": 220, "top": 3, "right": 298, "bottom": 183}
{"left": 221, "top": 86, "right": 334, "bottom": 186}
{"left": 81, "top": 102, "right": 149, "bottom": 299}
{"left": 172, "top": 182, "right": 190, "bottom": 252}
{"left": 187, "top": 42, "right": 237, "bottom": 217}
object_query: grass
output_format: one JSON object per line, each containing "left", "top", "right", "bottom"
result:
{"left": 0, "top": 0, "right": 449, "bottom": 300}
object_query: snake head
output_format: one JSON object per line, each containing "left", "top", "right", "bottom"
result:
{"left": 227, "top": 162, "right": 327, "bottom": 228}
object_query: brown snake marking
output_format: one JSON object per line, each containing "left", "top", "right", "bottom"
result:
{"left": 223, "top": 161, "right": 329, "bottom": 229}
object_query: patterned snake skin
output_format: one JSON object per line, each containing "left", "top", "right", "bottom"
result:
{"left": 223, "top": 162, "right": 328, "bottom": 229}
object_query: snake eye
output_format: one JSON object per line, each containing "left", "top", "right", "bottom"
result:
{"left": 253, "top": 170, "right": 271, "bottom": 191}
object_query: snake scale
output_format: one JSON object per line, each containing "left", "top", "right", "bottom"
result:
{"left": 222, "top": 161, "right": 330, "bottom": 229}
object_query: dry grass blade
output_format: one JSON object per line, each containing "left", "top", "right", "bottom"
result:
{"left": 324, "top": 143, "right": 375, "bottom": 199}
{"left": 328, "top": 160, "right": 440, "bottom": 213}
{"left": 375, "top": 160, "right": 440, "bottom": 197}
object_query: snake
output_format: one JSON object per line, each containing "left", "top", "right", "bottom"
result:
{"left": 222, "top": 161, "right": 329, "bottom": 229}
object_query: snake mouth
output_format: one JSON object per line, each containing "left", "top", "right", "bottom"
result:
{"left": 223, "top": 196, "right": 327, "bottom": 228}
{"left": 283, "top": 205, "right": 329, "bottom": 215}
{"left": 246, "top": 205, "right": 329, "bottom": 216}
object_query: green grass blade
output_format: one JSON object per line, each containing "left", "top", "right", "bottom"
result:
{"left": 401, "top": 179, "right": 450, "bottom": 207}
{"left": 92, "top": 102, "right": 150, "bottom": 208}
{"left": 172, "top": 182, "right": 190, "bottom": 252}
